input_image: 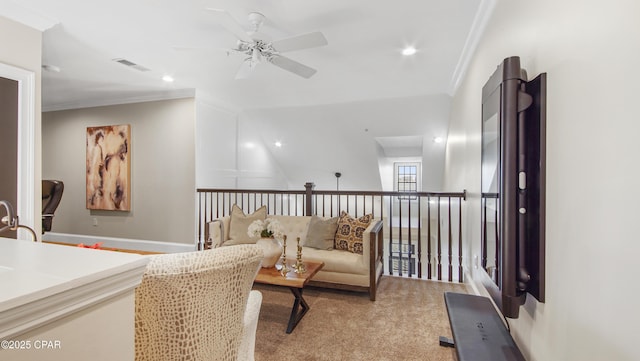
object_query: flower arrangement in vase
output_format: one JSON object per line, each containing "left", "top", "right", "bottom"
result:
{"left": 248, "top": 219, "right": 285, "bottom": 268}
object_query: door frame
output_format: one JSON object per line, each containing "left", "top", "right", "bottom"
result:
{"left": 0, "top": 62, "right": 35, "bottom": 240}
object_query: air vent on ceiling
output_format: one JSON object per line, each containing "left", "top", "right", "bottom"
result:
{"left": 112, "top": 58, "right": 150, "bottom": 72}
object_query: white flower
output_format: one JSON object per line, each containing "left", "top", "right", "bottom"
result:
{"left": 265, "top": 218, "right": 284, "bottom": 239}
{"left": 247, "top": 219, "right": 266, "bottom": 238}
{"left": 247, "top": 218, "right": 284, "bottom": 239}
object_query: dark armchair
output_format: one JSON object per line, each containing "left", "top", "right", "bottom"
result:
{"left": 42, "top": 180, "right": 64, "bottom": 233}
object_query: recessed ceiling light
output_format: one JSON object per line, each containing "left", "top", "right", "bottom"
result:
{"left": 162, "top": 75, "right": 174, "bottom": 82}
{"left": 274, "top": 141, "right": 282, "bottom": 148}
{"left": 433, "top": 136, "right": 444, "bottom": 144}
{"left": 402, "top": 46, "right": 417, "bottom": 56}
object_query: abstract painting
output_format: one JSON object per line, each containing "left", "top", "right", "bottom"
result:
{"left": 86, "top": 124, "right": 131, "bottom": 211}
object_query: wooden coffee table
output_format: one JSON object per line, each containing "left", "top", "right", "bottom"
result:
{"left": 254, "top": 260, "right": 324, "bottom": 333}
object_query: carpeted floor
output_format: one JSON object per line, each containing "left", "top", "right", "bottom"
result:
{"left": 253, "top": 276, "right": 469, "bottom": 361}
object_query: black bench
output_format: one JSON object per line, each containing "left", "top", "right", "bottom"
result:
{"left": 440, "top": 292, "right": 526, "bottom": 361}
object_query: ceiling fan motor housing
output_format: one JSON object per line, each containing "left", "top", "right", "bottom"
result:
{"left": 210, "top": 8, "right": 326, "bottom": 79}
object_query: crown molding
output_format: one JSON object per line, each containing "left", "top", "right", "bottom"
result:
{"left": 448, "top": 0, "right": 497, "bottom": 96}
{"left": 42, "top": 88, "right": 196, "bottom": 112}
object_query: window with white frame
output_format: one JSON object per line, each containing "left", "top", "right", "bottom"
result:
{"left": 394, "top": 162, "right": 420, "bottom": 199}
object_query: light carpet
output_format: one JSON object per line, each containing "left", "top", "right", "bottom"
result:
{"left": 253, "top": 276, "right": 468, "bottom": 361}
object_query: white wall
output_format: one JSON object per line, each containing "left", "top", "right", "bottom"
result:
{"left": 195, "top": 99, "right": 239, "bottom": 188}
{"left": 242, "top": 94, "right": 451, "bottom": 191}
{"left": 235, "top": 117, "right": 289, "bottom": 189}
{"left": 42, "top": 98, "right": 196, "bottom": 244}
{"left": 444, "top": 1, "right": 640, "bottom": 360}
{"left": 195, "top": 98, "right": 288, "bottom": 190}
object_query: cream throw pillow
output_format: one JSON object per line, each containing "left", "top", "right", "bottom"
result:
{"left": 302, "top": 215, "right": 338, "bottom": 250}
{"left": 226, "top": 205, "right": 267, "bottom": 245}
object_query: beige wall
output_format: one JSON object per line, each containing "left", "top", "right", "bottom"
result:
{"left": 0, "top": 15, "right": 42, "bottom": 235}
{"left": 444, "top": 0, "right": 640, "bottom": 360}
{"left": 42, "top": 98, "right": 196, "bottom": 244}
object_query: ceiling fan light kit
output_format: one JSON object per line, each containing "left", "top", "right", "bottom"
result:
{"left": 207, "top": 8, "right": 328, "bottom": 79}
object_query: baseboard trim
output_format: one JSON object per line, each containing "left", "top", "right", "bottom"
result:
{"left": 43, "top": 232, "right": 196, "bottom": 254}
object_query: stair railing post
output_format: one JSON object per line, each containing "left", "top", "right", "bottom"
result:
{"left": 304, "top": 182, "right": 315, "bottom": 216}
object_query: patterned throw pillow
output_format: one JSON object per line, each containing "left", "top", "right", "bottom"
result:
{"left": 226, "top": 205, "right": 267, "bottom": 245}
{"left": 334, "top": 211, "right": 373, "bottom": 254}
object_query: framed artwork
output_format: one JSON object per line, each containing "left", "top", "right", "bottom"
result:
{"left": 86, "top": 124, "right": 131, "bottom": 211}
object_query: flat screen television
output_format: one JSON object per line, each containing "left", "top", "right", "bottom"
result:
{"left": 480, "top": 56, "right": 546, "bottom": 318}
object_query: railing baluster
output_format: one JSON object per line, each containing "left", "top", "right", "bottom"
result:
{"left": 458, "top": 197, "right": 463, "bottom": 283}
{"left": 427, "top": 196, "right": 432, "bottom": 280}
{"left": 222, "top": 192, "right": 227, "bottom": 217}
{"left": 482, "top": 197, "right": 487, "bottom": 269}
{"left": 437, "top": 196, "right": 442, "bottom": 281}
{"left": 417, "top": 196, "right": 422, "bottom": 278}
{"left": 214, "top": 192, "right": 217, "bottom": 218}
{"left": 388, "top": 195, "right": 393, "bottom": 276}
{"left": 197, "top": 193, "right": 203, "bottom": 250}
{"left": 448, "top": 196, "right": 453, "bottom": 283}
{"left": 330, "top": 195, "right": 333, "bottom": 217}
{"left": 354, "top": 195, "right": 358, "bottom": 217}
{"left": 324, "top": 194, "right": 328, "bottom": 217}
{"left": 495, "top": 201, "right": 499, "bottom": 280}
{"left": 408, "top": 197, "right": 412, "bottom": 277}
{"left": 346, "top": 195, "right": 350, "bottom": 214}
{"left": 196, "top": 186, "right": 465, "bottom": 282}
{"left": 399, "top": 197, "right": 403, "bottom": 276}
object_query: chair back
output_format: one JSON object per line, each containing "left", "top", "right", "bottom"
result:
{"left": 135, "top": 245, "right": 262, "bottom": 361}
{"left": 42, "top": 180, "right": 64, "bottom": 232}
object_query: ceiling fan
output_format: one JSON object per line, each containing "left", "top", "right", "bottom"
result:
{"left": 207, "top": 8, "right": 328, "bottom": 79}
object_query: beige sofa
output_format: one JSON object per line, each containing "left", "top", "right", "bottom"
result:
{"left": 206, "top": 214, "right": 384, "bottom": 301}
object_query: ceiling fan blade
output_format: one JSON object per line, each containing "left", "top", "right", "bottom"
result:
{"left": 269, "top": 55, "right": 317, "bottom": 79}
{"left": 206, "top": 8, "right": 252, "bottom": 43}
{"left": 271, "top": 32, "right": 328, "bottom": 53}
{"left": 172, "top": 46, "right": 231, "bottom": 56}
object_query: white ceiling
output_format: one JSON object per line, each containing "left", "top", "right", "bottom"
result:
{"left": 2, "top": 0, "right": 486, "bottom": 110}
{"left": 1, "top": 0, "right": 491, "bottom": 191}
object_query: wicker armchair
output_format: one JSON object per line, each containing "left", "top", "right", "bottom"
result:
{"left": 135, "top": 245, "right": 263, "bottom": 361}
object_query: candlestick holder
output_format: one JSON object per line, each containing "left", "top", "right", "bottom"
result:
{"left": 279, "top": 235, "right": 290, "bottom": 276}
{"left": 293, "top": 236, "right": 306, "bottom": 274}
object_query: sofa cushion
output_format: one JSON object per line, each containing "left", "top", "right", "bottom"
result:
{"left": 286, "top": 247, "right": 367, "bottom": 275}
{"left": 335, "top": 212, "right": 373, "bottom": 254}
{"left": 226, "top": 205, "right": 267, "bottom": 245}
{"left": 302, "top": 215, "right": 338, "bottom": 250}
{"left": 268, "top": 215, "right": 311, "bottom": 244}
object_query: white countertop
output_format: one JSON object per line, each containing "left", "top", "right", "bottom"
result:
{"left": 0, "top": 238, "right": 150, "bottom": 338}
